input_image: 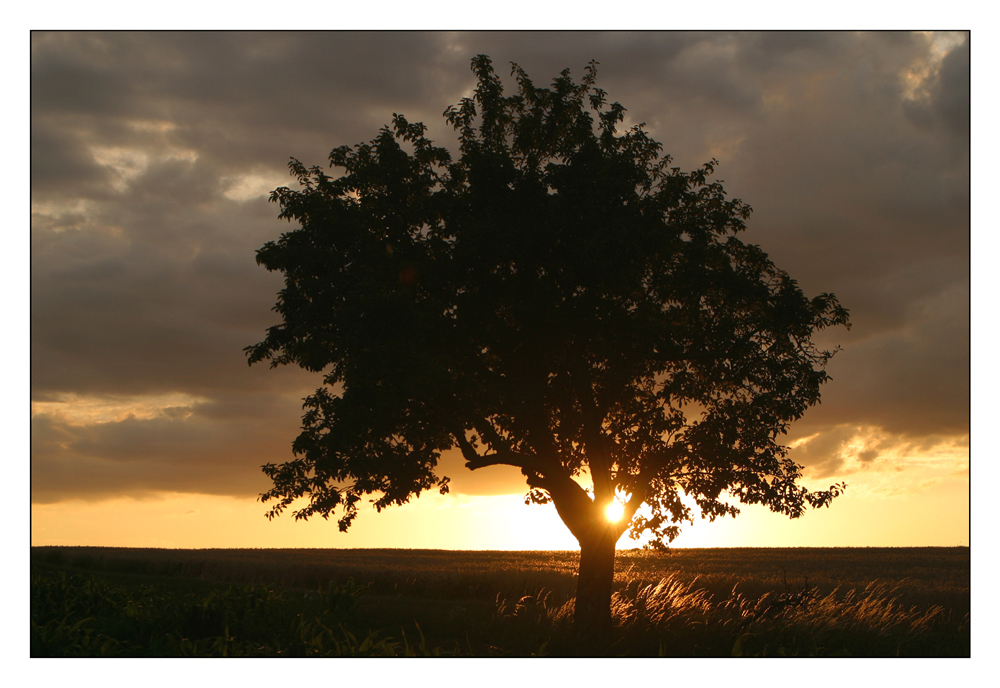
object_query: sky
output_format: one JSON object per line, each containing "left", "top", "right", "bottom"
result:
{"left": 29, "top": 29, "right": 971, "bottom": 550}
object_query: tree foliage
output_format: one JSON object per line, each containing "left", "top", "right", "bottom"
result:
{"left": 247, "top": 55, "right": 850, "bottom": 549}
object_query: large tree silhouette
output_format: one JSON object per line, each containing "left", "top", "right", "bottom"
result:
{"left": 247, "top": 55, "right": 850, "bottom": 653}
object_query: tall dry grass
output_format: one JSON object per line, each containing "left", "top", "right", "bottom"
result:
{"left": 485, "top": 574, "right": 968, "bottom": 657}
{"left": 611, "top": 575, "right": 965, "bottom": 656}
{"left": 31, "top": 546, "right": 969, "bottom": 657}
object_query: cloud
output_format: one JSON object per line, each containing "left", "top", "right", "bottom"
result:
{"left": 803, "top": 280, "right": 969, "bottom": 436}
{"left": 933, "top": 39, "right": 970, "bottom": 136}
{"left": 30, "top": 31, "right": 969, "bottom": 504}
{"left": 31, "top": 391, "right": 307, "bottom": 503}
{"left": 787, "top": 423, "right": 968, "bottom": 483}
{"left": 901, "top": 32, "right": 970, "bottom": 139}
{"left": 30, "top": 391, "right": 532, "bottom": 503}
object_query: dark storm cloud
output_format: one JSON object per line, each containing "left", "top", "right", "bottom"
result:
{"left": 31, "top": 124, "right": 112, "bottom": 197}
{"left": 30, "top": 385, "right": 326, "bottom": 502}
{"left": 30, "top": 397, "right": 300, "bottom": 503}
{"left": 31, "top": 31, "right": 969, "bottom": 501}
{"left": 934, "top": 40, "right": 971, "bottom": 136}
{"left": 904, "top": 37, "right": 971, "bottom": 138}
{"left": 31, "top": 31, "right": 472, "bottom": 193}
{"left": 813, "top": 280, "right": 969, "bottom": 435}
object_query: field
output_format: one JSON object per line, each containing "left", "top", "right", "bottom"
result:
{"left": 30, "top": 546, "right": 970, "bottom": 657}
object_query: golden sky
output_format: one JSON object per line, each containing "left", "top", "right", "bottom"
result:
{"left": 30, "top": 30, "right": 970, "bottom": 550}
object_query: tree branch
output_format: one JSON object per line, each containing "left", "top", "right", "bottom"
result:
{"left": 525, "top": 470, "right": 595, "bottom": 542}
{"left": 452, "top": 427, "right": 484, "bottom": 464}
{"left": 465, "top": 450, "right": 540, "bottom": 472}
{"left": 621, "top": 485, "right": 646, "bottom": 523}
{"left": 452, "top": 423, "right": 546, "bottom": 473}
{"left": 471, "top": 416, "right": 508, "bottom": 449}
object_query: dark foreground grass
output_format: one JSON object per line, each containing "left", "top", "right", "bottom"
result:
{"left": 30, "top": 546, "right": 969, "bottom": 657}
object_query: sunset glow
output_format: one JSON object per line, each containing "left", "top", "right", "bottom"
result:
{"left": 30, "top": 30, "right": 969, "bottom": 553}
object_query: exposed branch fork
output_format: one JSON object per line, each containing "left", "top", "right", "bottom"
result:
{"left": 451, "top": 419, "right": 553, "bottom": 476}
{"left": 525, "top": 470, "right": 595, "bottom": 542}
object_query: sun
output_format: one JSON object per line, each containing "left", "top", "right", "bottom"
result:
{"left": 605, "top": 500, "right": 625, "bottom": 522}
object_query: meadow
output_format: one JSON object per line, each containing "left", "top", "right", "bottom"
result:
{"left": 30, "top": 546, "right": 970, "bottom": 657}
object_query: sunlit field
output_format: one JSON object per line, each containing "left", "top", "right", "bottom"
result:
{"left": 31, "top": 546, "right": 969, "bottom": 657}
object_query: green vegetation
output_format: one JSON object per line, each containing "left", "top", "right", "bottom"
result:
{"left": 31, "top": 546, "right": 969, "bottom": 657}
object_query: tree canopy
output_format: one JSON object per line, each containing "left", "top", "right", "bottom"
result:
{"left": 247, "top": 54, "right": 850, "bottom": 553}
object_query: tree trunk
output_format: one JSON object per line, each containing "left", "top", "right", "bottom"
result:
{"left": 573, "top": 524, "right": 618, "bottom": 656}
{"left": 523, "top": 470, "right": 625, "bottom": 655}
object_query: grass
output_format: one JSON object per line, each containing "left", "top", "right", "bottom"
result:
{"left": 30, "top": 546, "right": 969, "bottom": 657}
{"left": 31, "top": 569, "right": 444, "bottom": 657}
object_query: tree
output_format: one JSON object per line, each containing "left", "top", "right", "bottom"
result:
{"left": 246, "top": 55, "right": 850, "bottom": 654}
